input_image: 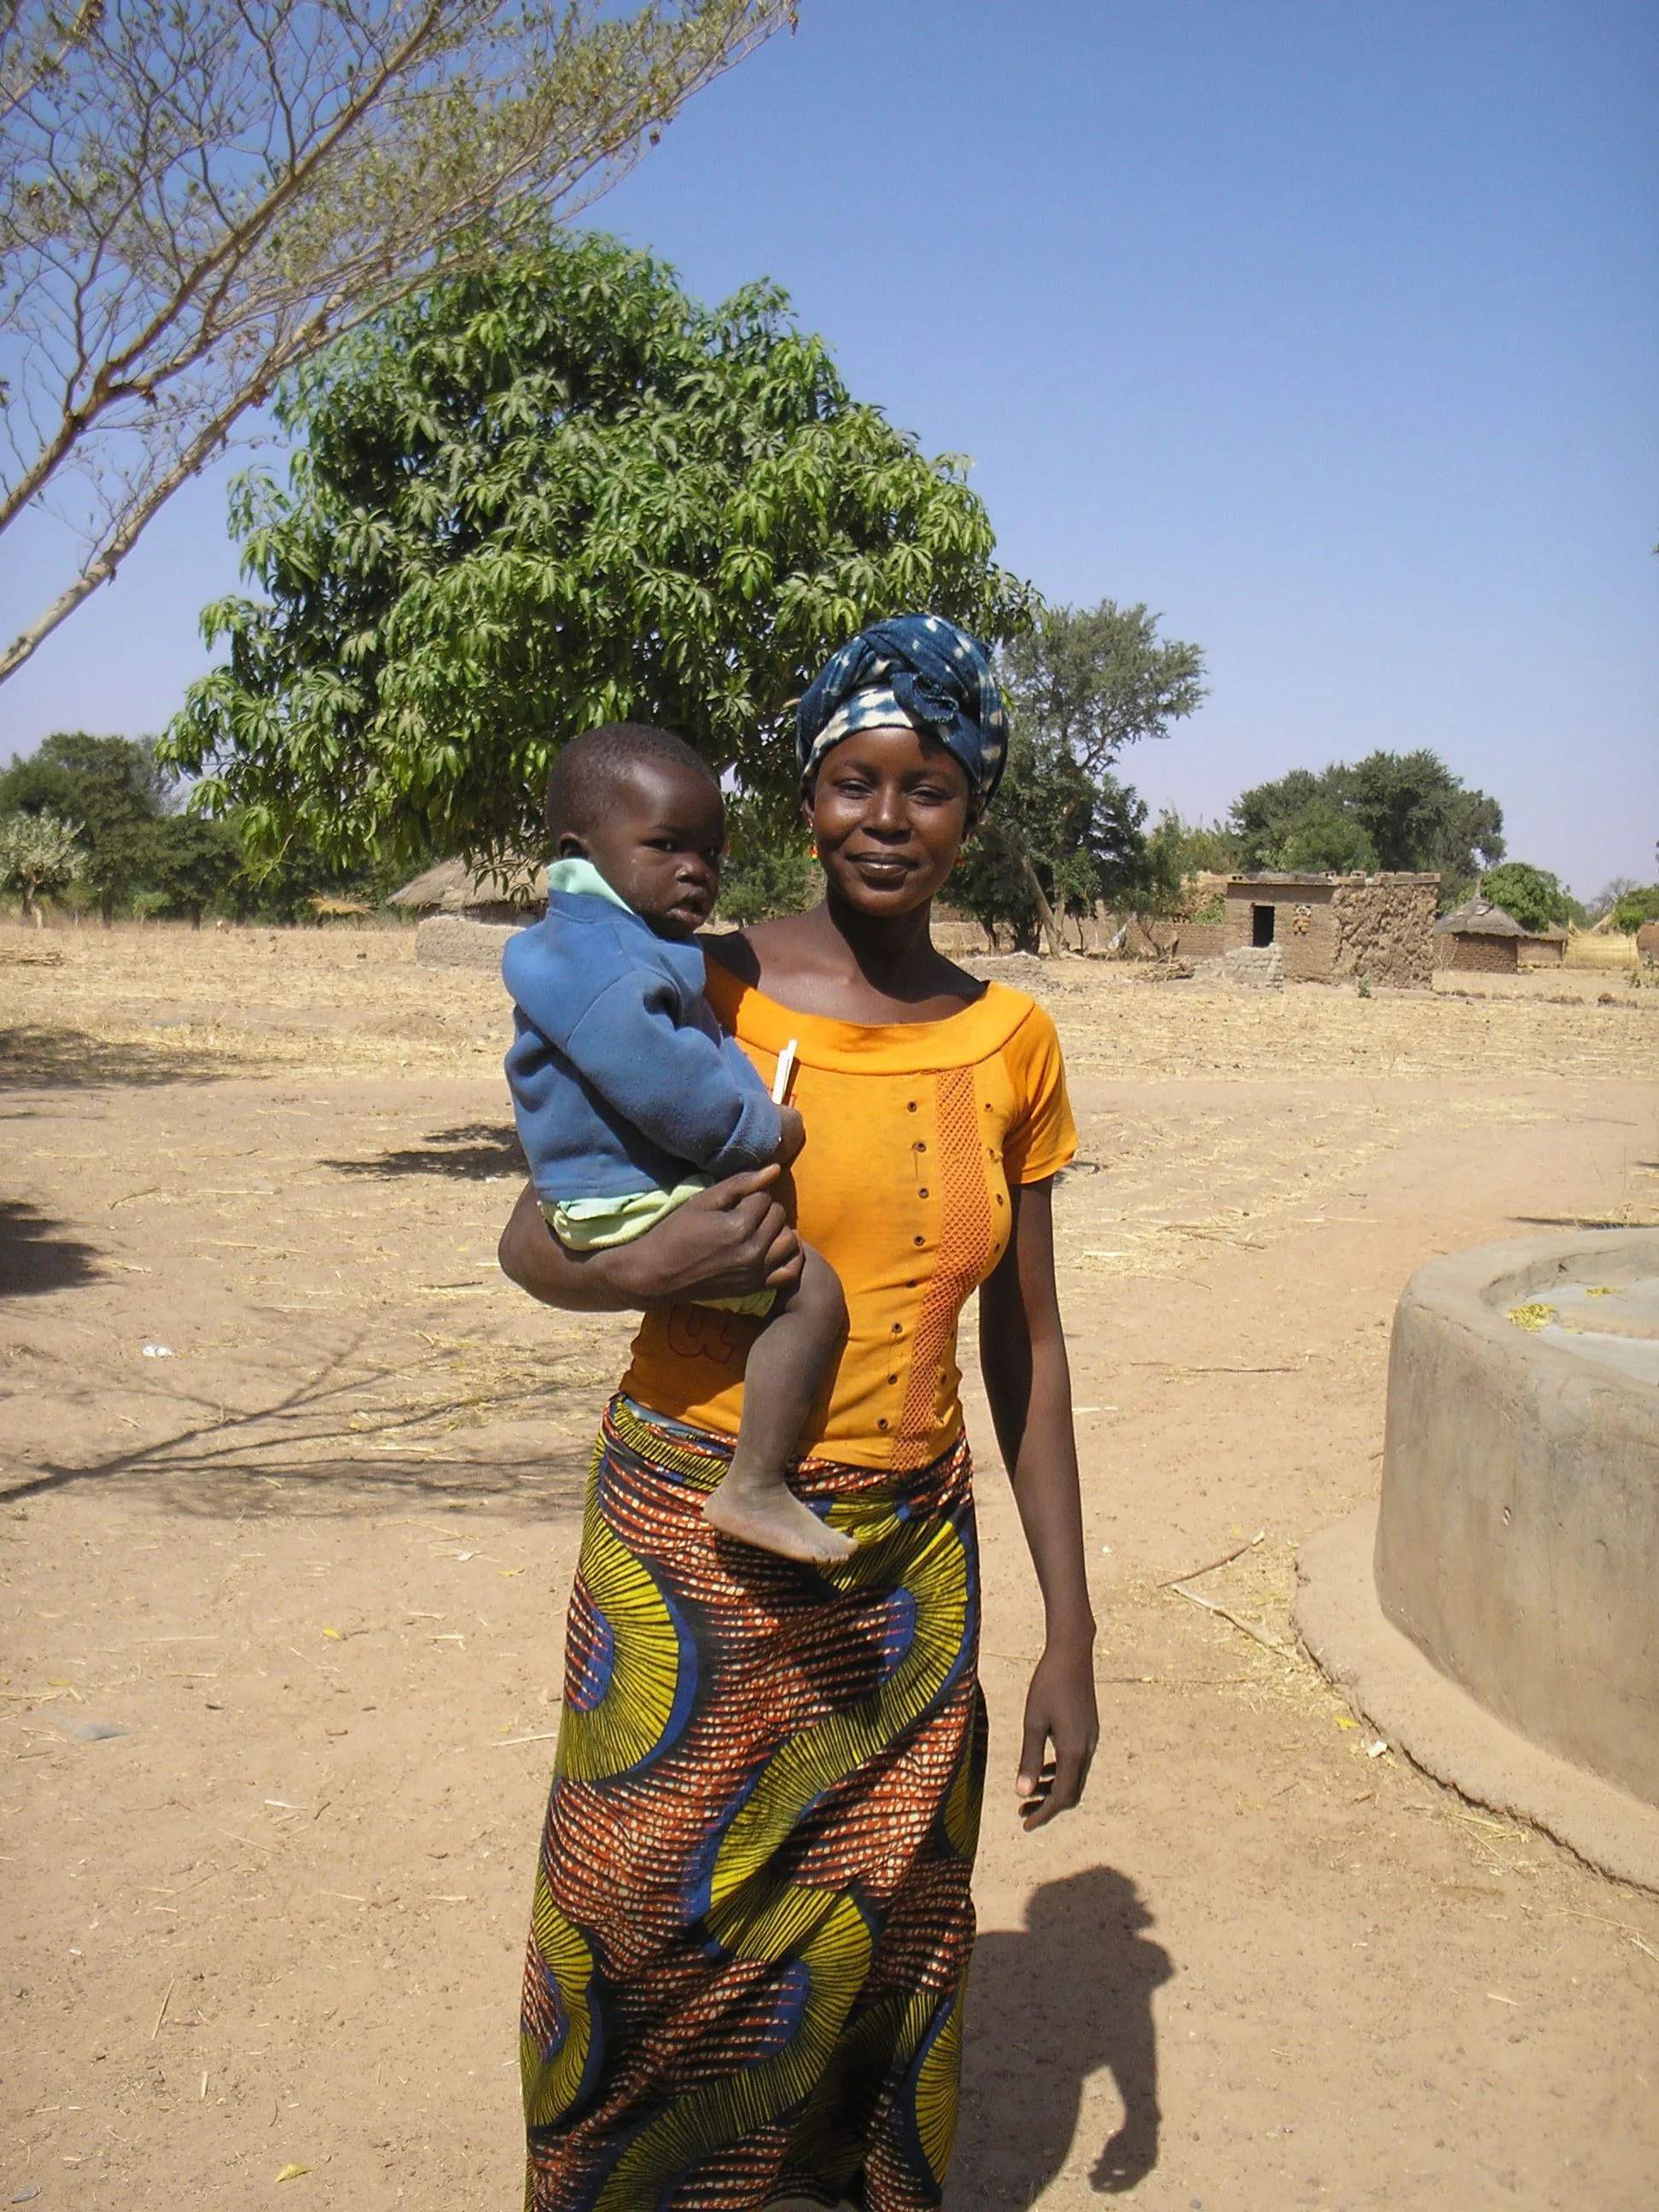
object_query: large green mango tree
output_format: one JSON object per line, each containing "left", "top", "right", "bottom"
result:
{"left": 165, "top": 231, "right": 1035, "bottom": 871}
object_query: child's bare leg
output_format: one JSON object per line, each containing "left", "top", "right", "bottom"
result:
{"left": 704, "top": 1246, "right": 853, "bottom": 1564}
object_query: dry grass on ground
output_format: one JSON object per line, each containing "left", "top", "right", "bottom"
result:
{"left": 3, "top": 926, "right": 1657, "bottom": 2212}
{"left": 2, "top": 923, "right": 1655, "bottom": 1087}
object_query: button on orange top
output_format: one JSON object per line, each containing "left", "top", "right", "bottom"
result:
{"left": 620, "top": 969, "right": 1077, "bottom": 1470}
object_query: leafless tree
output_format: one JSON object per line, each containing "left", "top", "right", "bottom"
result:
{"left": 0, "top": 0, "right": 790, "bottom": 683}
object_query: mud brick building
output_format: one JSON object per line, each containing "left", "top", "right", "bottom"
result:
{"left": 1433, "top": 896, "right": 1529, "bottom": 974}
{"left": 1517, "top": 924, "right": 1568, "bottom": 969}
{"left": 1221, "top": 871, "right": 1441, "bottom": 987}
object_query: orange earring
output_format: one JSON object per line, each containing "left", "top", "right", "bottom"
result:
{"left": 808, "top": 840, "right": 818, "bottom": 860}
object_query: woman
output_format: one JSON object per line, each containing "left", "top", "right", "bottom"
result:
{"left": 498, "top": 614, "right": 1098, "bottom": 2212}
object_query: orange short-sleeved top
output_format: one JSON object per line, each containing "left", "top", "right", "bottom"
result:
{"left": 619, "top": 963, "right": 1077, "bottom": 1470}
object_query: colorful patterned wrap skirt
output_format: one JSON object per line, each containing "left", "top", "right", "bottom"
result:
{"left": 521, "top": 1395, "right": 986, "bottom": 2212}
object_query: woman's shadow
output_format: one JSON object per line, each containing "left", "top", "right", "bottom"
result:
{"left": 952, "top": 1866, "right": 1172, "bottom": 2204}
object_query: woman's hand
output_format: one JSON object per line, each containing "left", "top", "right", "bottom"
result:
{"left": 979, "top": 1177, "right": 1100, "bottom": 1833}
{"left": 497, "top": 1170, "right": 802, "bottom": 1313}
{"left": 1017, "top": 1634, "right": 1100, "bottom": 1831}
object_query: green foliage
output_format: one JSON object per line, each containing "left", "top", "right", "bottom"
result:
{"left": 714, "top": 791, "right": 815, "bottom": 925}
{"left": 1145, "top": 811, "right": 1237, "bottom": 879}
{"left": 0, "top": 811, "right": 84, "bottom": 919}
{"left": 31, "top": 732, "right": 174, "bottom": 827}
{"left": 165, "top": 230, "right": 1037, "bottom": 870}
{"left": 951, "top": 600, "right": 1207, "bottom": 951}
{"left": 1230, "top": 766, "right": 1319, "bottom": 870}
{"left": 954, "top": 736, "right": 1169, "bottom": 952}
{"left": 998, "top": 601, "right": 1208, "bottom": 773}
{"left": 0, "top": 756, "right": 85, "bottom": 821}
{"left": 953, "top": 733, "right": 1096, "bottom": 952}
{"left": 1343, "top": 750, "right": 1505, "bottom": 882}
{"left": 1610, "top": 884, "right": 1659, "bottom": 934}
{"left": 9, "top": 734, "right": 178, "bottom": 919}
{"left": 1230, "top": 749, "right": 1505, "bottom": 900}
{"left": 1138, "top": 812, "right": 1237, "bottom": 919}
{"left": 140, "top": 817, "right": 248, "bottom": 924}
{"left": 0, "top": 734, "right": 173, "bottom": 889}
{"left": 228, "top": 840, "right": 396, "bottom": 926}
{"left": 1477, "top": 862, "right": 1577, "bottom": 934}
{"left": 1275, "top": 800, "right": 1377, "bottom": 874}
{"left": 0, "top": 731, "right": 397, "bottom": 921}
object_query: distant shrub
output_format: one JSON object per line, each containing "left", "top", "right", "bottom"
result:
{"left": 716, "top": 795, "right": 816, "bottom": 926}
{"left": 0, "top": 809, "right": 84, "bottom": 923}
{"left": 1478, "top": 862, "right": 1577, "bottom": 934}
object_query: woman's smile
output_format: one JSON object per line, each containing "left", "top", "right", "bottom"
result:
{"left": 806, "top": 723, "right": 975, "bottom": 921}
{"left": 847, "top": 847, "right": 915, "bottom": 883}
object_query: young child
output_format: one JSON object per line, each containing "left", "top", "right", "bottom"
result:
{"left": 502, "top": 722, "right": 853, "bottom": 1567}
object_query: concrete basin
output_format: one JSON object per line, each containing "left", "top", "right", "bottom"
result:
{"left": 1375, "top": 1229, "right": 1659, "bottom": 1807}
{"left": 1297, "top": 1228, "right": 1659, "bottom": 1889}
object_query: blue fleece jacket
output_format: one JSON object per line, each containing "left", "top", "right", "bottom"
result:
{"left": 502, "top": 892, "right": 782, "bottom": 1203}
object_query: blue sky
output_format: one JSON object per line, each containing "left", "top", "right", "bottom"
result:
{"left": 2, "top": 0, "right": 1654, "bottom": 895}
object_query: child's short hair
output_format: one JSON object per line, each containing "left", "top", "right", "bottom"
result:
{"left": 544, "top": 723, "right": 718, "bottom": 839}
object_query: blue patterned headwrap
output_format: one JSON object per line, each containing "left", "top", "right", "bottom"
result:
{"left": 795, "top": 614, "right": 1007, "bottom": 805}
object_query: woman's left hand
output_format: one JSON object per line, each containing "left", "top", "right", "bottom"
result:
{"left": 979, "top": 1179, "right": 1101, "bottom": 1834}
{"left": 1016, "top": 1634, "right": 1099, "bottom": 1831}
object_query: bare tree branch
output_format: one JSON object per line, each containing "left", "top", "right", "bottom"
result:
{"left": 0, "top": 0, "right": 794, "bottom": 682}
{"left": 0, "top": 0, "right": 106, "bottom": 129}
{"left": 0, "top": 339, "right": 281, "bottom": 679}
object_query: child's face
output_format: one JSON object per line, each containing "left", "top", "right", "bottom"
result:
{"left": 562, "top": 760, "right": 725, "bottom": 940}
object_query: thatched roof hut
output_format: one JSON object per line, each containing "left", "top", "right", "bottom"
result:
{"left": 1435, "top": 896, "right": 1525, "bottom": 938}
{"left": 1435, "top": 897, "right": 1526, "bottom": 972}
{"left": 387, "top": 857, "right": 546, "bottom": 922}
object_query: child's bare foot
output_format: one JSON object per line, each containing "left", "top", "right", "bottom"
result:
{"left": 703, "top": 1477, "right": 857, "bottom": 1566}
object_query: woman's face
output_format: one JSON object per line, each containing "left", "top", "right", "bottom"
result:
{"left": 805, "top": 724, "right": 975, "bottom": 917}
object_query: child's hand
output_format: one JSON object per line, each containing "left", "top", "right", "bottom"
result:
{"left": 774, "top": 1104, "right": 806, "bottom": 1166}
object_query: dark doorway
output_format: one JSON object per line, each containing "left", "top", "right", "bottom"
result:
{"left": 1251, "top": 903, "right": 1276, "bottom": 947}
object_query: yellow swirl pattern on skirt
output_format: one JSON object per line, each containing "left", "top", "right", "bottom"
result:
{"left": 521, "top": 1397, "right": 985, "bottom": 2212}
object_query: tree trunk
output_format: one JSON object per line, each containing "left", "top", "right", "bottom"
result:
{"left": 1019, "top": 855, "right": 1065, "bottom": 958}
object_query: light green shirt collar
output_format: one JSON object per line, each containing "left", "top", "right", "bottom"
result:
{"left": 545, "top": 856, "right": 633, "bottom": 916}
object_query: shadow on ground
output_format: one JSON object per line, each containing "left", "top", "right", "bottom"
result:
{"left": 955, "top": 1866, "right": 1173, "bottom": 2205}
{"left": 324, "top": 1122, "right": 525, "bottom": 1179}
{"left": 0, "top": 1199, "right": 102, "bottom": 1297}
{"left": 0, "top": 1024, "right": 259, "bottom": 1089}
{"left": 0, "top": 1331, "right": 593, "bottom": 1517}
{"left": 1511, "top": 1214, "right": 1656, "bottom": 1231}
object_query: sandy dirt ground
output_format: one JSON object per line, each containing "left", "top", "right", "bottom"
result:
{"left": 3, "top": 926, "right": 1658, "bottom": 2212}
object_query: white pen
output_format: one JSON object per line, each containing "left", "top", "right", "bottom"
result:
{"left": 771, "top": 1038, "right": 798, "bottom": 1105}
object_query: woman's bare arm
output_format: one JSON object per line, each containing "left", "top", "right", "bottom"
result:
{"left": 497, "top": 1169, "right": 803, "bottom": 1313}
{"left": 978, "top": 1177, "right": 1099, "bottom": 1830}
